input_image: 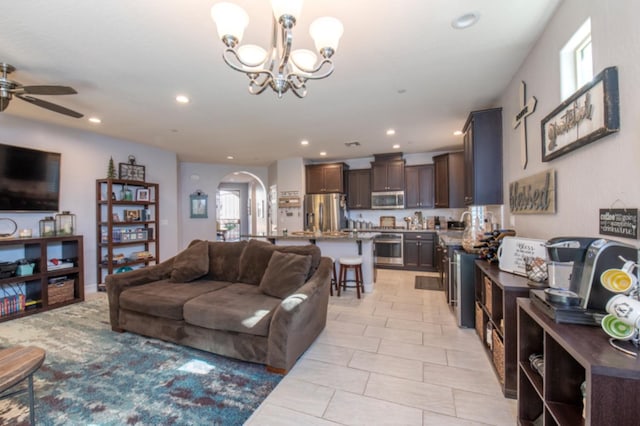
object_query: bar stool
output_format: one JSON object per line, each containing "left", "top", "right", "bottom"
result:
{"left": 0, "top": 346, "right": 46, "bottom": 425}
{"left": 338, "top": 256, "right": 364, "bottom": 298}
{"left": 328, "top": 256, "right": 338, "bottom": 296}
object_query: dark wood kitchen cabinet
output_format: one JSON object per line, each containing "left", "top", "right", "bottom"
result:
{"left": 433, "top": 152, "right": 464, "bottom": 208}
{"left": 305, "top": 163, "right": 348, "bottom": 194}
{"left": 403, "top": 232, "right": 435, "bottom": 271}
{"left": 518, "top": 298, "right": 640, "bottom": 426}
{"left": 346, "top": 169, "right": 371, "bottom": 209}
{"left": 371, "top": 161, "right": 405, "bottom": 191}
{"left": 405, "top": 165, "right": 434, "bottom": 209}
{"left": 463, "top": 108, "right": 503, "bottom": 206}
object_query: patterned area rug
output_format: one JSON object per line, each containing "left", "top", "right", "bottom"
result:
{"left": 0, "top": 296, "right": 282, "bottom": 425}
{"left": 414, "top": 276, "right": 443, "bottom": 291}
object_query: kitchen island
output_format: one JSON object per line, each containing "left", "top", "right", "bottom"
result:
{"left": 241, "top": 232, "right": 377, "bottom": 292}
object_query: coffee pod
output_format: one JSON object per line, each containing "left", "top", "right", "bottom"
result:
{"left": 600, "top": 261, "right": 638, "bottom": 293}
{"left": 601, "top": 313, "right": 636, "bottom": 341}
{"left": 606, "top": 294, "right": 640, "bottom": 328}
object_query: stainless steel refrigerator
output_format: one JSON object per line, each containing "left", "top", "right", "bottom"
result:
{"left": 304, "top": 194, "right": 347, "bottom": 233}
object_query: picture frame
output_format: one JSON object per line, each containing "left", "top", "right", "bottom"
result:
{"left": 541, "top": 66, "right": 619, "bottom": 162}
{"left": 125, "top": 209, "right": 140, "bottom": 222}
{"left": 136, "top": 188, "right": 150, "bottom": 202}
{"left": 190, "top": 191, "right": 208, "bottom": 219}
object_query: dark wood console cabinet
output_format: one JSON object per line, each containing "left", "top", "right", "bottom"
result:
{"left": 518, "top": 299, "right": 640, "bottom": 425}
{"left": 474, "top": 260, "right": 530, "bottom": 398}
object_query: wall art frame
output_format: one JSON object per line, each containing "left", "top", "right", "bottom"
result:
{"left": 190, "top": 190, "right": 208, "bottom": 219}
{"left": 541, "top": 66, "right": 619, "bottom": 162}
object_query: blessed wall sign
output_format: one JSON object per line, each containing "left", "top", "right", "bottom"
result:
{"left": 509, "top": 169, "right": 556, "bottom": 214}
{"left": 541, "top": 66, "right": 619, "bottom": 162}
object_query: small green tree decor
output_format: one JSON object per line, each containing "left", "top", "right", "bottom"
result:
{"left": 107, "top": 157, "right": 116, "bottom": 178}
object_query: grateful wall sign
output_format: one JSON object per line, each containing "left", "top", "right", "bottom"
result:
{"left": 599, "top": 208, "right": 638, "bottom": 239}
{"left": 509, "top": 169, "right": 556, "bottom": 214}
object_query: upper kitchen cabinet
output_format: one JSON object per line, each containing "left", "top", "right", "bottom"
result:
{"left": 347, "top": 169, "right": 371, "bottom": 209}
{"left": 405, "top": 164, "right": 434, "bottom": 209}
{"left": 371, "top": 153, "right": 405, "bottom": 191}
{"left": 433, "top": 152, "right": 464, "bottom": 208}
{"left": 305, "top": 163, "right": 348, "bottom": 194}
{"left": 463, "top": 108, "right": 503, "bottom": 206}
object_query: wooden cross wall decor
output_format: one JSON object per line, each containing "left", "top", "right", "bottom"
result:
{"left": 512, "top": 81, "right": 537, "bottom": 169}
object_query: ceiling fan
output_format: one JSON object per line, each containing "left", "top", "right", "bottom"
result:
{"left": 0, "top": 63, "right": 83, "bottom": 118}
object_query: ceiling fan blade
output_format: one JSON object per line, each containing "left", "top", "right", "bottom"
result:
{"left": 16, "top": 94, "right": 83, "bottom": 118}
{"left": 21, "top": 85, "right": 77, "bottom": 95}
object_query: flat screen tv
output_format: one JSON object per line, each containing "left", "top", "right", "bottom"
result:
{"left": 0, "top": 143, "right": 61, "bottom": 211}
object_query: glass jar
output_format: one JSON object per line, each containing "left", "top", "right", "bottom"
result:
{"left": 39, "top": 216, "right": 56, "bottom": 237}
{"left": 55, "top": 211, "right": 76, "bottom": 236}
{"left": 461, "top": 206, "right": 488, "bottom": 253}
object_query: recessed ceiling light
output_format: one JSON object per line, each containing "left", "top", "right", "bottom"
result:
{"left": 392, "top": 144, "right": 400, "bottom": 149}
{"left": 453, "top": 130, "right": 463, "bottom": 136}
{"left": 176, "top": 95, "right": 190, "bottom": 104}
{"left": 300, "top": 140, "right": 309, "bottom": 146}
{"left": 227, "top": 155, "right": 234, "bottom": 160}
{"left": 319, "top": 151, "right": 327, "bottom": 156}
{"left": 452, "top": 12, "right": 480, "bottom": 29}
{"left": 88, "top": 117, "right": 101, "bottom": 124}
{"left": 386, "top": 129, "right": 396, "bottom": 136}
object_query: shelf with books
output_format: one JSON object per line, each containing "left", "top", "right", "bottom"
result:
{"left": 95, "top": 179, "right": 160, "bottom": 291}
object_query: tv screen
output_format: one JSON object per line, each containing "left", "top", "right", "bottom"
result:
{"left": 0, "top": 143, "right": 61, "bottom": 211}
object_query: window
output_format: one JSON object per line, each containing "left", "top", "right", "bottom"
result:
{"left": 560, "top": 18, "right": 592, "bottom": 100}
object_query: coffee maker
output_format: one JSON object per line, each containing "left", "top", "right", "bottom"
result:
{"left": 531, "top": 237, "right": 638, "bottom": 325}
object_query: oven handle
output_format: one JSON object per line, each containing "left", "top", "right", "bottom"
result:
{"left": 374, "top": 240, "right": 402, "bottom": 244}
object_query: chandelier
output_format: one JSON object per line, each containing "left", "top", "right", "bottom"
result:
{"left": 211, "top": 1, "right": 344, "bottom": 98}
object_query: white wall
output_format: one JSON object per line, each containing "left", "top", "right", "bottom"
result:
{"left": 275, "top": 158, "right": 305, "bottom": 232}
{"left": 499, "top": 0, "right": 640, "bottom": 246}
{"left": 0, "top": 115, "right": 179, "bottom": 294}
{"left": 178, "top": 162, "right": 268, "bottom": 247}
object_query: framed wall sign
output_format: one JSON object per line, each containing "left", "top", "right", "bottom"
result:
{"left": 190, "top": 190, "right": 208, "bottom": 219}
{"left": 509, "top": 169, "right": 556, "bottom": 214}
{"left": 541, "top": 66, "right": 619, "bottom": 162}
{"left": 119, "top": 155, "right": 146, "bottom": 181}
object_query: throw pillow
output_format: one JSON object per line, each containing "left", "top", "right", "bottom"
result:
{"left": 169, "top": 240, "right": 209, "bottom": 283}
{"left": 259, "top": 251, "right": 312, "bottom": 298}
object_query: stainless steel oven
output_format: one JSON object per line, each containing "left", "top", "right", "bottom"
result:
{"left": 374, "top": 233, "right": 403, "bottom": 266}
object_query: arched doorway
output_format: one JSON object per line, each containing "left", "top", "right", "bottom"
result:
{"left": 217, "top": 171, "right": 267, "bottom": 240}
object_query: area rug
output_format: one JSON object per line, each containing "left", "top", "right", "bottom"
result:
{"left": 415, "top": 276, "right": 443, "bottom": 291}
{"left": 0, "top": 296, "right": 282, "bottom": 425}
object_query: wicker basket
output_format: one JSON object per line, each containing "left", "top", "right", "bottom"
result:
{"left": 484, "top": 276, "right": 493, "bottom": 315}
{"left": 475, "top": 302, "right": 483, "bottom": 340}
{"left": 492, "top": 332, "right": 505, "bottom": 385}
{"left": 48, "top": 279, "right": 74, "bottom": 304}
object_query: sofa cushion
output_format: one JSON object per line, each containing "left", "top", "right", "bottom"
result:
{"left": 169, "top": 240, "right": 210, "bottom": 283}
{"left": 237, "top": 239, "right": 322, "bottom": 285}
{"left": 120, "top": 280, "right": 230, "bottom": 320}
{"left": 183, "top": 283, "right": 281, "bottom": 337}
{"left": 207, "top": 240, "right": 247, "bottom": 282}
{"left": 259, "top": 251, "right": 312, "bottom": 299}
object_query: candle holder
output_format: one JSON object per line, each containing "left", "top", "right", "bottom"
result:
{"left": 55, "top": 211, "right": 76, "bottom": 236}
{"left": 39, "top": 216, "right": 56, "bottom": 237}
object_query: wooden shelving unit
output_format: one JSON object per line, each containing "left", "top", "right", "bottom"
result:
{"left": 474, "top": 260, "right": 530, "bottom": 398}
{"left": 518, "top": 298, "right": 640, "bottom": 425}
{"left": 95, "top": 179, "right": 159, "bottom": 291}
{"left": 0, "top": 235, "right": 84, "bottom": 322}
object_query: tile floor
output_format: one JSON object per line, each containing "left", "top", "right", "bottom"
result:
{"left": 246, "top": 269, "right": 517, "bottom": 425}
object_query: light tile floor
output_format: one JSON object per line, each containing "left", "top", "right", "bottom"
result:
{"left": 246, "top": 269, "right": 517, "bottom": 426}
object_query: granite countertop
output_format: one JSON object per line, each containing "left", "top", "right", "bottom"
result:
{"left": 437, "top": 230, "right": 464, "bottom": 246}
{"left": 241, "top": 232, "right": 377, "bottom": 241}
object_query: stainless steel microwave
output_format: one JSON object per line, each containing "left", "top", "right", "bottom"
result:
{"left": 371, "top": 191, "right": 405, "bottom": 209}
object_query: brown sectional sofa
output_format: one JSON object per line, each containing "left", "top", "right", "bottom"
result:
{"left": 106, "top": 239, "right": 331, "bottom": 373}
